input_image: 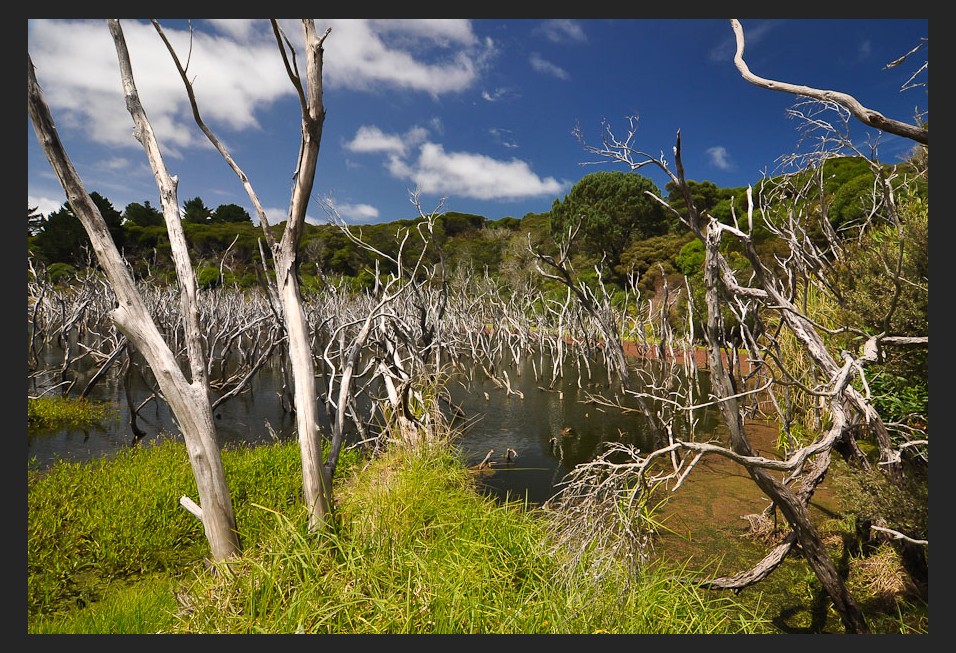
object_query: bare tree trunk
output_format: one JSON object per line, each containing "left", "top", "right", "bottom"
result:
{"left": 153, "top": 19, "right": 333, "bottom": 531}
{"left": 701, "top": 224, "right": 869, "bottom": 633}
{"left": 28, "top": 41, "right": 241, "bottom": 560}
{"left": 729, "top": 19, "right": 927, "bottom": 145}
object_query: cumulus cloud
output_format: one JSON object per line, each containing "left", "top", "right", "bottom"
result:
{"left": 346, "top": 124, "right": 565, "bottom": 202}
{"left": 28, "top": 19, "right": 495, "bottom": 155}
{"left": 315, "top": 19, "right": 496, "bottom": 96}
{"left": 29, "top": 18, "right": 292, "bottom": 161}
{"left": 334, "top": 202, "right": 381, "bottom": 224}
{"left": 404, "top": 143, "right": 565, "bottom": 200}
{"left": 28, "top": 194, "right": 67, "bottom": 218}
{"left": 345, "top": 125, "right": 428, "bottom": 156}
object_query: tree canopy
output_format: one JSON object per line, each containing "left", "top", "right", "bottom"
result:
{"left": 549, "top": 171, "right": 670, "bottom": 267}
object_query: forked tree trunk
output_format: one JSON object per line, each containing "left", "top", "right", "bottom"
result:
{"left": 28, "top": 39, "right": 241, "bottom": 561}
{"left": 152, "top": 18, "right": 333, "bottom": 531}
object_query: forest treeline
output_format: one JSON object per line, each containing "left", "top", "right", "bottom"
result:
{"left": 28, "top": 151, "right": 929, "bottom": 433}
{"left": 29, "top": 154, "right": 923, "bottom": 304}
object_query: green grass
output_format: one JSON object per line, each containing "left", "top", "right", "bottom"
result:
{"left": 27, "top": 395, "right": 116, "bottom": 431}
{"left": 27, "top": 435, "right": 771, "bottom": 634}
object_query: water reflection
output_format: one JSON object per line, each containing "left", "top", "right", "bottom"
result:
{"left": 28, "top": 351, "right": 716, "bottom": 505}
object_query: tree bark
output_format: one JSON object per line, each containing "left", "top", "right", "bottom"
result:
{"left": 730, "top": 19, "right": 927, "bottom": 145}
{"left": 702, "top": 217, "right": 869, "bottom": 633}
{"left": 153, "top": 19, "right": 333, "bottom": 531}
{"left": 29, "top": 33, "right": 241, "bottom": 561}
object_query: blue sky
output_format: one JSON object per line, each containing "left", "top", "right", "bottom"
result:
{"left": 27, "top": 18, "right": 928, "bottom": 226}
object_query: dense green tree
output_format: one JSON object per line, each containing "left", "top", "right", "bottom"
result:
{"left": 436, "top": 212, "right": 485, "bottom": 238}
{"left": 664, "top": 179, "right": 749, "bottom": 227}
{"left": 182, "top": 196, "right": 213, "bottom": 224}
{"left": 31, "top": 203, "right": 89, "bottom": 265}
{"left": 91, "top": 192, "right": 126, "bottom": 251}
{"left": 550, "top": 171, "right": 669, "bottom": 266}
{"left": 665, "top": 179, "right": 721, "bottom": 216}
{"left": 487, "top": 216, "right": 522, "bottom": 231}
{"left": 31, "top": 192, "right": 123, "bottom": 265}
{"left": 616, "top": 232, "right": 694, "bottom": 296}
{"left": 123, "top": 200, "right": 163, "bottom": 227}
{"left": 28, "top": 205, "right": 44, "bottom": 236}
{"left": 211, "top": 203, "right": 252, "bottom": 224}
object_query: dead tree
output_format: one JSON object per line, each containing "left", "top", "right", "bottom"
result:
{"left": 729, "top": 19, "right": 927, "bottom": 146}
{"left": 322, "top": 193, "right": 454, "bottom": 451}
{"left": 153, "top": 19, "right": 333, "bottom": 532}
{"left": 530, "top": 226, "right": 669, "bottom": 448}
{"left": 544, "top": 20, "right": 928, "bottom": 634}
{"left": 28, "top": 23, "right": 242, "bottom": 560}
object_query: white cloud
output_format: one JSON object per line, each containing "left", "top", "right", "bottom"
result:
{"left": 706, "top": 146, "right": 735, "bottom": 171}
{"left": 481, "top": 87, "right": 511, "bottom": 102}
{"left": 28, "top": 19, "right": 291, "bottom": 158}
{"left": 28, "top": 18, "right": 494, "bottom": 158}
{"left": 257, "top": 205, "right": 326, "bottom": 227}
{"left": 345, "top": 125, "right": 429, "bottom": 156}
{"left": 335, "top": 202, "right": 381, "bottom": 224}
{"left": 28, "top": 194, "right": 67, "bottom": 218}
{"left": 404, "top": 143, "right": 566, "bottom": 201}
{"left": 537, "top": 19, "right": 587, "bottom": 44}
{"left": 316, "top": 19, "right": 495, "bottom": 96}
{"left": 529, "top": 53, "right": 569, "bottom": 80}
{"left": 348, "top": 124, "right": 565, "bottom": 202}
{"left": 203, "top": 19, "right": 263, "bottom": 41}
{"left": 488, "top": 127, "right": 519, "bottom": 149}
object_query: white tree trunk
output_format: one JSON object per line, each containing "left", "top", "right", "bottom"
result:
{"left": 28, "top": 32, "right": 241, "bottom": 562}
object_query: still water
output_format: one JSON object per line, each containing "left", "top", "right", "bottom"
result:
{"left": 28, "top": 353, "right": 717, "bottom": 505}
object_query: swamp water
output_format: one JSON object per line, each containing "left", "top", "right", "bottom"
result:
{"left": 28, "top": 351, "right": 720, "bottom": 505}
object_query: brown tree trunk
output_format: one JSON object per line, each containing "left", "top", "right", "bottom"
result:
{"left": 702, "top": 226, "right": 869, "bottom": 633}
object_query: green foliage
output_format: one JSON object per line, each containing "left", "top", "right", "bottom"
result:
{"left": 44, "top": 262, "right": 79, "bottom": 285}
{"left": 834, "top": 194, "right": 928, "bottom": 379}
{"left": 172, "top": 444, "right": 767, "bottom": 634}
{"left": 436, "top": 211, "right": 485, "bottom": 238}
{"left": 829, "top": 458, "right": 928, "bottom": 551}
{"left": 864, "top": 372, "right": 928, "bottom": 428}
{"left": 28, "top": 205, "right": 44, "bottom": 236}
{"left": 211, "top": 203, "right": 252, "bottom": 224}
{"left": 674, "top": 238, "right": 705, "bottom": 275}
{"left": 182, "top": 196, "right": 213, "bottom": 224}
{"left": 30, "top": 203, "right": 90, "bottom": 265}
{"left": 28, "top": 396, "right": 116, "bottom": 431}
{"left": 30, "top": 576, "right": 181, "bottom": 634}
{"left": 828, "top": 174, "right": 876, "bottom": 229}
{"left": 29, "top": 193, "right": 124, "bottom": 266}
{"left": 195, "top": 265, "right": 222, "bottom": 289}
{"left": 616, "top": 232, "right": 693, "bottom": 295}
{"left": 27, "top": 437, "right": 331, "bottom": 620}
{"left": 27, "top": 434, "right": 768, "bottom": 634}
{"left": 550, "top": 171, "right": 668, "bottom": 265}
{"left": 28, "top": 439, "right": 206, "bottom": 616}
{"left": 123, "top": 200, "right": 164, "bottom": 227}
{"left": 91, "top": 192, "right": 126, "bottom": 251}
{"left": 487, "top": 216, "right": 522, "bottom": 231}
{"left": 183, "top": 221, "right": 261, "bottom": 266}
